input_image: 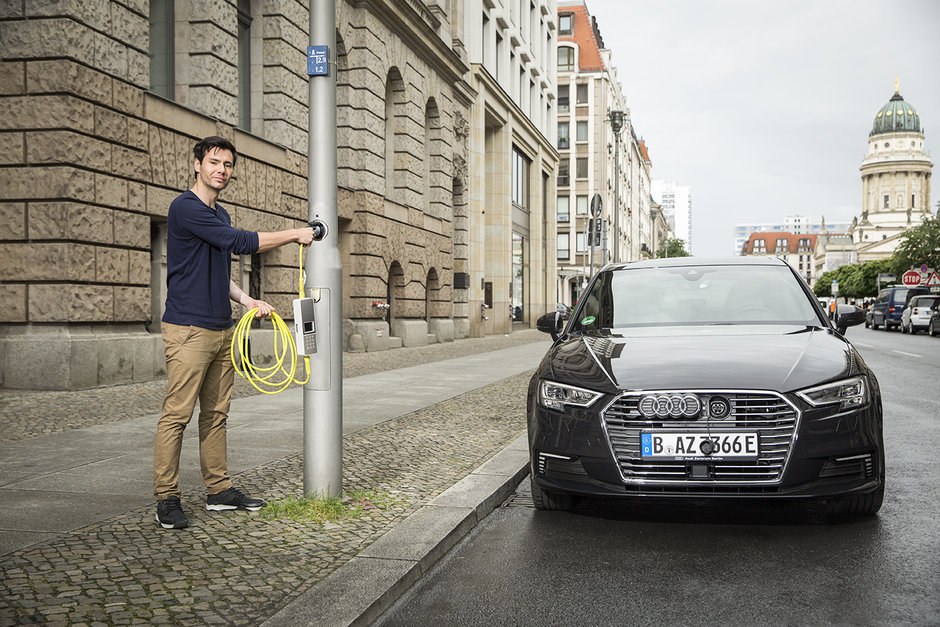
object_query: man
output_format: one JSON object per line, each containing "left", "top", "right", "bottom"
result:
{"left": 155, "top": 136, "right": 316, "bottom": 530}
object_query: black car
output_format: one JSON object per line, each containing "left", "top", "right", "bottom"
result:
{"left": 529, "top": 257, "right": 883, "bottom": 516}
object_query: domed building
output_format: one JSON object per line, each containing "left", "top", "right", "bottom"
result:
{"left": 850, "top": 83, "right": 933, "bottom": 260}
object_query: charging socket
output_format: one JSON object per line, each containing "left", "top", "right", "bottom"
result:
{"left": 293, "top": 297, "right": 317, "bottom": 355}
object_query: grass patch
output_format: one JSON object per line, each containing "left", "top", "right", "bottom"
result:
{"left": 260, "top": 490, "right": 404, "bottom": 524}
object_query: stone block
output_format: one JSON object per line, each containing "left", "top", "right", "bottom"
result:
{"left": 1, "top": 95, "right": 95, "bottom": 133}
{"left": 113, "top": 210, "right": 149, "bottom": 247}
{"left": 26, "top": 59, "right": 112, "bottom": 105}
{"left": 146, "top": 185, "right": 176, "bottom": 217}
{"left": 0, "top": 203, "right": 26, "bottom": 239}
{"left": 114, "top": 286, "right": 150, "bottom": 321}
{"left": 97, "top": 336, "right": 135, "bottom": 385}
{"left": 454, "top": 317, "right": 469, "bottom": 339}
{"left": 30, "top": 284, "right": 111, "bottom": 322}
{"left": 0, "top": 132, "right": 24, "bottom": 165}
{"left": 94, "top": 105, "right": 129, "bottom": 143}
{"left": 127, "top": 181, "right": 146, "bottom": 213}
{"left": 354, "top": 320, "right": 391, "bottom": 352}
{"left": 97, "top": 246, "right": 128, "bottom": 282}
{"left": 0, "top": 166, "right": 95, "bottom": 202}
{"left": 28, "top": 202, "right": 113, "bottom": 243}
{"left": 428, "top": 318, "right": 454, "bottom": 342}
{"left": 390, "top": 318, "right": 428, "bottom": 348}
{"left": 127, "top": 118, "right": 148, "bottom": 150}
{"left": 0, "top": 243, "right": 63, "bottom": 281}
{"left": 0, "top": 61, "right": 24, "bottom": 95}
{"left": 128, "top": 251, "right": 150, "bottom": 285}
{"left": 95, "top": 172, "right": 129, "bottom": 209}
{"left": 112, "top": 80, "right": 144, "bottom": 117}
{"left": 1, "top": 17, "right": 95, "bottom": 65}
{"left": 110, "top": 2, "right": 147, "bottom": 46}
{"left": 0, "top": 283, "right": 27, "bottom": 322}
{"left": 94, "top": 31, "right": 128, "bottom": 78}
{"left": 27, "top": 130, "right": 112, "bottom": 170}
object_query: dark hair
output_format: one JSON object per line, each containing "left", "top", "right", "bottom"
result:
{"left": 193, "top": 136, "right": 237, "bottom": 178}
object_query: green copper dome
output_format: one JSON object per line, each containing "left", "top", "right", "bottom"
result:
{"left": 871, "top": 91, "right": 921, "bottom": 136}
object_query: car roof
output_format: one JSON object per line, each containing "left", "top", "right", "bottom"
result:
{"left": 604, "top": 256, "right": 788, "bottom": 271}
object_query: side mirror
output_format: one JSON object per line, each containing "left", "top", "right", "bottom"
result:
{"left": 835, "top": 304, "right": 866, "bottom": 335}
{"left": 537, "top": 311, "right": 564, "bottom": 341}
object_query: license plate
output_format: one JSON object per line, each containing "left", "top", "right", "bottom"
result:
{"left": 641, "top": 432, "right": 759, "bottom": 460}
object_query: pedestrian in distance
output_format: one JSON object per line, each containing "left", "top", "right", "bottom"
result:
{"left": 155, "top": 136, "right": 317, "bottom": 530}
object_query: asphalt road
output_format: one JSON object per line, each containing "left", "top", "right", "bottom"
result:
{"left": 376, "top": 326, "right": 940, "bottom": 626}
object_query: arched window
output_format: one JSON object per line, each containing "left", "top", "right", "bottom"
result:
{"left": 384, "top": 68, "right": 405, "bottom": 199}
{"left": 424, "top": 98, "right": 441, "bottom": 212}
{"left": 387, "top": 261, "right": 405, "bottom": 324}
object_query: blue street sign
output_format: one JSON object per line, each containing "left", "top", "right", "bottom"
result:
{"left": 307, "top": 45, "right": 329, "bottom": 76}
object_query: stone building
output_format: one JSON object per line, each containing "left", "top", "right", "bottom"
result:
{"left": 0, "top": 0, "right": 553, "bottom": 390}
{"left": 741, "top": 232, "right": 819, "bottom": 285}
{"left": 554, "top": 0, "right": 654, "bottom": 306}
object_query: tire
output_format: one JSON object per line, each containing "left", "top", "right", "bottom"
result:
{"left": 824, "top": 484, "right": 884, "bottom": 517}
{"left": 530, "top": 475, "right": 576, "bottom": 511}
{"left": 864, "top": 318, "right": 871, "bottom": 329}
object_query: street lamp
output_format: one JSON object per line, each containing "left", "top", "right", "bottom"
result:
{"left": 609, "top": 109, "right": 625, "bottom": 262}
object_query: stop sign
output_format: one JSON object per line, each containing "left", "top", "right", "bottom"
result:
{"left": 902, "top": 270, "right": 922, "bottom": 286}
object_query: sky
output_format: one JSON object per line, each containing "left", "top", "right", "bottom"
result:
{"left": 585, "top": 0, "right": 940, "bottom": 257}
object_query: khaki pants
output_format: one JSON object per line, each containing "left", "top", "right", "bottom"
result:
{"left": 154, "top": 322, "right": 236, "bottom": 500}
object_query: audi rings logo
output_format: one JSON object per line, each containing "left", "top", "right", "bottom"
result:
{"left": 638, "top": 394, "right": 701, "bottom": 418}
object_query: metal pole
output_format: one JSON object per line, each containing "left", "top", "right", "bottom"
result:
{"left": 613, "top": 132, "right": 620, "bottom": 262}
{"left": 305, "top": 0, "right": 342, "bottom": 497}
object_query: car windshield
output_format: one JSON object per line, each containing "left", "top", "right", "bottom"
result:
{"left": 573, "top": 264, "right": 822, "bottom": 329}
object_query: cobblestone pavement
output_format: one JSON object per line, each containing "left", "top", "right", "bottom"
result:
{"left": 0, "top": 331, "right": 543, "bottom": 625}
{"left": 0, "top": 329, "right": 544, "bottom": 444}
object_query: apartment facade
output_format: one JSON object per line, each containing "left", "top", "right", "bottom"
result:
{"left": 554, "top": 0, "right": 653, "bottom": 306}
{"left": 651, "top": 179, "right": 692, "bottom": 254}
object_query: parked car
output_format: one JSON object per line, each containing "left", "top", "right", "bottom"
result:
{"left": 869, "top": 285, "right": 929, "bottom": 330}
{"left": 531, "top": 257, "right": 882, "bottom": 517}
{"left": 929, "top": 303, "right": 940, "bottom": 337}
{"left": 900, "top": 295, "right": 940, "bottom": 334}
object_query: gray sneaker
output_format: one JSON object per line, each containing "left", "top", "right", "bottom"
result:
{"left": 206, "top": 487, "right": 266, "bottom": 511}
{"left": 156, "top": 496, "right": 189, "bottom": 529}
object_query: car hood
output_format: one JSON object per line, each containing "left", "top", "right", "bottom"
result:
{"left": 548, "top": 325, "right": 856, "bottom": 393}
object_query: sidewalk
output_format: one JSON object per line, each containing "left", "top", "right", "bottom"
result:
{"left": 0, "top": 330, "right": 551, "bottom": 625}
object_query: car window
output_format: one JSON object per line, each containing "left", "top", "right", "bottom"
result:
{"left": 891, "top": 288, "right": 910, "bottom": 304}
{"left": 574, "top": 265, "right": 821, "bottom": 329}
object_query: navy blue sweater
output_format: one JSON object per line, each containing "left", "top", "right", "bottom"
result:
{"left": 162, "top": 190, "right": 259, "bottom": 330}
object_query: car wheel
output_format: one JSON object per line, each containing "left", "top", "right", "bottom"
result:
{"left": 530, "top": 475, "right": 575, "bottom": 511}
{"left": 864, "top": 318, "right": 870, "bottom": 328}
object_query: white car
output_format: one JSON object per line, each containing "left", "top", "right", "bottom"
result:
{"left": 900, "top": 295, "right": 940, "bottom": 334}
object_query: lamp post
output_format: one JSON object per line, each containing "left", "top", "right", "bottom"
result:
{"left": 609, "top": 109, "right": 625, "bottom": 262}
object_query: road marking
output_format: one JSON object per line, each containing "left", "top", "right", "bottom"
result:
{"left": 853, "top": 342, "right": 874, "bottom": 348}
{"left": 893, "top": 350, "right": 922, "bottom": 358}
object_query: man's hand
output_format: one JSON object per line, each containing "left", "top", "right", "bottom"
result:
{"left": 244, "top": 298, "right": 276, "bottom": 318}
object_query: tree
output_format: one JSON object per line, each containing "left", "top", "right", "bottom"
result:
{"left": 891, "top": 216, "right": 940, "bottom": 276}
{"left": 814, "top": 259, "right": 891, "bottom": 299}
{"left": 657, "top": 238, "right": 691, "bottom": 258}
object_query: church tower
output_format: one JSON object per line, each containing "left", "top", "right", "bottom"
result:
{"left": 852, "top": 82, "right": 933, "bottom": 260}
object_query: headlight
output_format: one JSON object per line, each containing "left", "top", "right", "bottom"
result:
{"left": 539, "top": 380, "right": 603, "bottom": 411}
{"left": 797, "top": 377, "right": 869, "bottom": 410}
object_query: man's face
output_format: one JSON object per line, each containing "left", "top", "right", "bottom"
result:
{"left": 194, "top": 147, "right": 235, "bottom": 192}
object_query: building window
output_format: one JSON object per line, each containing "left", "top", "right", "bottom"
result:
{"left": 557, "top": 122, "right": 569, "bottom": 149}
{"left": 576, "top": 121, "right": 588, "bottom": 142}
{"left": 576, "top": 232, "right": 586, "bottom": 252}
{"left": 576, "top": 83, "right": 587, "bottom": 103}
{"left": 776, "top": 238, "right": 788, "bottom": 253}
{"left": 883, "top": 194, "right": 889, "bottom": 209}
{"left": 912, "top": 194, "right": 916, "bottom": 208}
{"left": 753, "top": 238, "right": 766, "bottom": 253}
{"left": 495, "top": 32, "right": 502, "bottom": 80}
{"left": 558, "top": 195, "right": 569, "bottom": 222}
{"left": 798, "top": 238, "right": 811, "bottom": 252}
{"left": 559, "top": 13, "right": 573, "bottom": 35}
{"left": 149, "top": 0, "right": 174, "bottom": 100}
{"left": 557, "top": 232, "right": 570, "bottom": 259}
{"left": 576, "top": 157, "right": 588, "bottom": 179}
{"left": 558, "top": 159, "right": 569, "bottom": 187}
{"left": 482, "top": 13, "right": 489, "bottom": 66}
{"left": 558, "top": 84, "right": 569, "bottom": 112}
{"left": 576, "top": 195, "right": 588, "bottom": 215}
{"left": 237, "top": 0, "right": 253, "bottom": 131}
{"left": 512, "top": 146, "right": 530, "bottom": 208}
{"left": 557, "top": 46, "right": 574, "bottom": 72}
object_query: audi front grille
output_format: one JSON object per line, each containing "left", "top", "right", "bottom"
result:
{"left": 602, "top": 391, "right": 799, "bottom": 488}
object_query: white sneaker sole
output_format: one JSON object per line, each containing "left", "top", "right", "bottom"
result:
{"left": 206, "top": 503, "right": 263, "bottom": 512}
{"left": 155, "top": 513, "right": 188, "bottom": 529}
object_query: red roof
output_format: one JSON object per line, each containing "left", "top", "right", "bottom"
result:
{"left": 557, "top": 4, "right": 604, "bottom": 71}
{"left": 741, "top": 232, "right": 817, "bottom": 255}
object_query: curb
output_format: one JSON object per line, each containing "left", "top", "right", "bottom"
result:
{"left": 262, "top": 434, "right": 531, "bottom": 626}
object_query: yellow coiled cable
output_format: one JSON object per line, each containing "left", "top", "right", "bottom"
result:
{"left": 231, "top": 243, "right": 311, "bottom": 394}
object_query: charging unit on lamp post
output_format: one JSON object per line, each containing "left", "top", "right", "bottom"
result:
{"left": 304, "top": 0, "right": 342, "bottom": 498}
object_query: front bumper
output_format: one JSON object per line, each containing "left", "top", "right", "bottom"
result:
{"left": 528, "top": 389, "right": 883, "bottom": 500}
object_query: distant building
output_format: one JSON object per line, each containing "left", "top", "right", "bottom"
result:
{"left": 813, "top": 84, "right": 933, "bottom": 282}
{"left": 740, "top": 232, "right": 818, "bottom": 285}
{"left": 554, "top": 0, "right": 654, "bottom": 306}
{"left": 651, "top": 180, "right": 692, "bottom": 254}
{"left": 733, "top": 215, "right": 850, "bottom": 258}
